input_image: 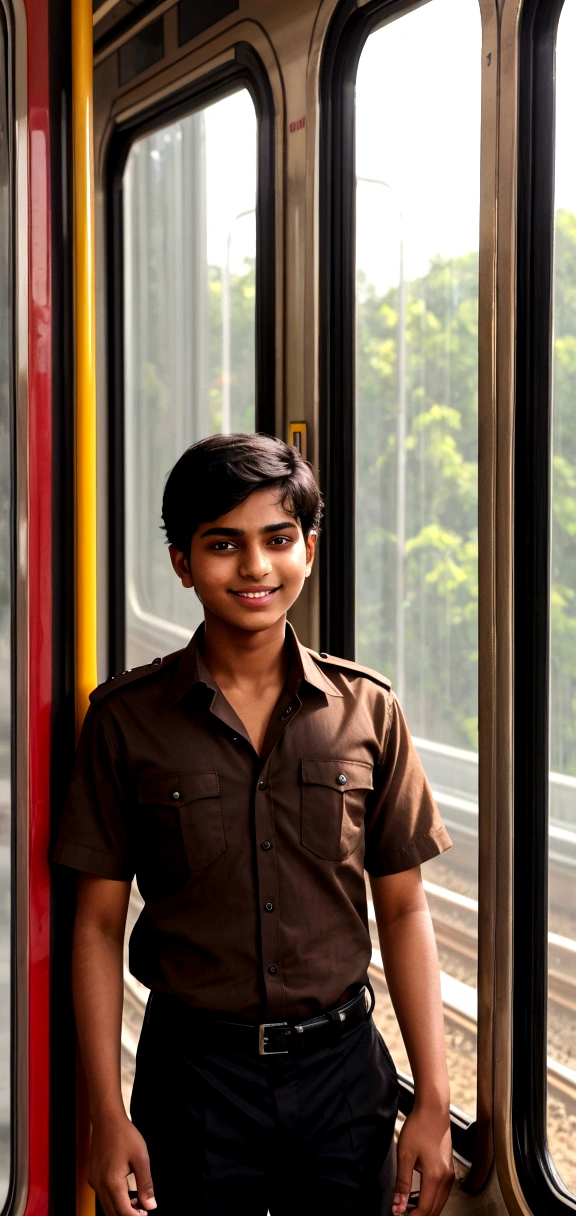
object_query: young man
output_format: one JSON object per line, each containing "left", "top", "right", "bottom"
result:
{"left": 54, "top": 433, "right": 454, "bottom": 1216}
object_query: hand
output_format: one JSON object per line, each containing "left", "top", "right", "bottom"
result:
{"left": 392, "top": 1106, "right": 454, "bottom": 1216}
{"left": 88, "top": 1113, "right": 157, "bottom": 1216}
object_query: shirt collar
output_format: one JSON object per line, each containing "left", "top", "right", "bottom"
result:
{"left": 162, "top": 623, "right": 213, "bottom": 710}
{"left": 162, "top": 621, "right": 342, "bottom": 711}
{"left": 285, "top": 623, "right": 343, "bottom": 698}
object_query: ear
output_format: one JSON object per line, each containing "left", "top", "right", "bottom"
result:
{"left": 304, "top": 530, "right": 317, "bottom": 577}
{"left": 169, "top": 545, "right": 194, "bottom": 589}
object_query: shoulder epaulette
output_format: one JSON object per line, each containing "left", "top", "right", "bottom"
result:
{"left": 309, "top": 649, "right": 392, "bottom": 692}
{"left": 89, "top": 650, "right": 182, "bottom": 705}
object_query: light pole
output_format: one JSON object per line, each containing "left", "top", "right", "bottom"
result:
{"left": 356, "top": 176, "right": 406, "bottom": 703}
{"left": 221, "top": 207, "right": 255, "bottom": 433}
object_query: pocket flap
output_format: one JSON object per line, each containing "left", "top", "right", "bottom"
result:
{"left": 137, "top": 771, "right": 220, "bottom": 807}
{"left": 301, "top": 759, "right": 373, "bottom": 793}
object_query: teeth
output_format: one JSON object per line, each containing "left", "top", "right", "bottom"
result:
{"left": 235, "top": 590, "right": 273, "bottom": 599}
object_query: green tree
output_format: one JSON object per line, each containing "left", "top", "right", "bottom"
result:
{"left": 207, "top": 259, "right": 255, "bottom": 434}
{"left": 551, "top": 210, "right": 576, "bottom": 774}
{"left": 356, "top": 252, "right": 479, "bottom": 749}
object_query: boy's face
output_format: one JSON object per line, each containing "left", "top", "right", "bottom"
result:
{"left": 169, "top": 487, "right": 317, "bottom": 632}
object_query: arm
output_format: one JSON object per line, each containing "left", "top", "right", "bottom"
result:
{"left": 370, "top": 866, "right": 454, "bottom": 1216}
{"left": 73, "top": 874, "right": 157, "bottom": 1216}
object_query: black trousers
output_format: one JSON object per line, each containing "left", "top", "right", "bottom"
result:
{"left": 130, "top": 994, "right": 399, "bottom": 1215}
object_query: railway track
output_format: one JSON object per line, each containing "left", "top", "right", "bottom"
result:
{"left": 122, "top": 882, "right": 576, "bottom": 1115}
{"left": 368, "top": 882, "right": 576, "bottom": 1114}
{"left": 420, "top": 879, "right": 576, "bottom": 1018}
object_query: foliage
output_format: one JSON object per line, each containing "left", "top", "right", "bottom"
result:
{"left": 356, "top": 211, "right": 576, "bottom": 773}
{"left": 550, "top": 211, "right": 576, "bottom": 774}
{"left": 3, "top": 163, "right": 576, "bottom": 774}
{"left": 356, "top": 252, "right": 479, "bottom": 749}
{"left": 207, "top": 260, "right": 255, "bottom": 435}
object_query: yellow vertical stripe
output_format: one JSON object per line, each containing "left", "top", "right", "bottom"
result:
{"left": 73, "top": 0, "right": 98, "bottom": 730}
{"left": 72, "top": 0, "right": 97, "bottom": 1213}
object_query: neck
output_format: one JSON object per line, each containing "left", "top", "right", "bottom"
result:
{"left": 201, "top": 612, "right": 289, "bottom": 688}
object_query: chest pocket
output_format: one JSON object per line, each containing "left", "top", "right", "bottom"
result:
{"left": 137, "top": 771, "right": 226, "bottom": 884}
{"left": 301, "top": 759, "right": 374, "bottom": 861}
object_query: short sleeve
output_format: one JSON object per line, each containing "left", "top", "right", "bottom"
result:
{"left": 52, "top": 703, "right": 135, "bottom": 880}
{"left": 364, "top": 694, "right": 452, "bottom": 876}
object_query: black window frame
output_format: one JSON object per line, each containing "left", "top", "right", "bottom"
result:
{"left": 319, "top": 0, "right": 478, "bottom": 1165}
{"left": 513, "top": 0, "right": 575, "bottom": 1210}
{"left": 105, "top": 43, "right": 276, "bottom": 674}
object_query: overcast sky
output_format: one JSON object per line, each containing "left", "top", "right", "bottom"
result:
{"left": 355, "top": 0, "right": 481, "bottom": 292}
{"left": 203, "top": 0, "right": 576, "bottom": 291}
{"left": 555, "top": 0, "right": 576, "bottom": 216}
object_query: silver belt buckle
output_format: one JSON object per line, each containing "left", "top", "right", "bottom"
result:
{"left": 258, "top": 1021, "right": 289, "bottom": 1055}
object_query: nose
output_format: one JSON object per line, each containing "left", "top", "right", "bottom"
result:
{"left": 238, "top": 541, "right": 273, "bottom": 581}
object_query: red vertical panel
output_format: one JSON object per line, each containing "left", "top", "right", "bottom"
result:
{"left": 25, "top": 0, "right": 51, "bottom": 1207}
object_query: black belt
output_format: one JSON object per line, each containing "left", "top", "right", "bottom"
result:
{"left": 193, "top": 986, "right": 372, "bottom": 1057}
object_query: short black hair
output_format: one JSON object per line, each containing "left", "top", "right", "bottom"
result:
{"left": 162, "top": 432, "right": 323, "bottom": 556}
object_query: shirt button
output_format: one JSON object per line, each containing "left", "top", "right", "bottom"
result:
{"left": 232, "top": 736, "right": 238, "bottom": 743}
{"left": 264, "top": 902, "right": 274, "bottom": 913}
{"left": 258, "top": 780, "right": 267, "bottom": 791}
{"left": 261, "top": 840, "right": 272, "bottom": 850}
{"left": 172, "top": 791, "right": 181, "bottom": 800}
{"left": 268, "top": 964, "right": 278, "bottom": 975}
{"left": 281, "top": 706, "right": 293, "bottom": 719}
{"left": 337, "top": 774, "right": 347, "bottom": 785}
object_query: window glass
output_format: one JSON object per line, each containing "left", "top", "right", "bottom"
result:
{"left": 0, "top": 13, "right": 10, "bottom": 1204}
{"left": 355, "top": 0, "right": 481, "bottom": 1118}
{"left": 121, "top": 87, "right": 257, "bottom": 1104}
{"left": 548, "top": 0, "right": 576, "bottom": 1191}
{"left": 124, "top": 88, "right": 257, "bottom": 669}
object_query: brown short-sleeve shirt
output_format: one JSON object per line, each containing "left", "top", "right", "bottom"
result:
{"left": 53, "top": 624, "right": 451, "bottom": 1021}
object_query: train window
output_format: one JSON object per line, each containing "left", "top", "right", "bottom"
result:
{"left": 0, "top": 6, "right": 10, "bottom": 1204}
{"left": 548, "top": 0, "right": 576, "bottom": 1192}
{"left": 355, "top": 0, "right": 481, "bottom": 1119}
{"left": 123, "top": 88, "right": 257, "bottom": 668}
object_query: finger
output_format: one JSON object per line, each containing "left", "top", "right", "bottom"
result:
{"left": 132, "top": 1152, "right": 157, "bottom": 1211}
{"left": 127, "top": 1171, "right": 149, "bottom": 1213}
{"left": 392, "top": 1154, "right": 414, "bottom": 1214}
{"left": 412, "top": 1173, "right": 440, "bottom": 1216}
{"left": 128, "top": 1189, "right": 150, "bottom": 1214}
{"left": 107, "top": 1177, "right": 148, "bottom": 1216}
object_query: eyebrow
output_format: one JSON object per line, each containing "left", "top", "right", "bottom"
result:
{"left": 199, "top": 522, "right": 299, "bottom": 539}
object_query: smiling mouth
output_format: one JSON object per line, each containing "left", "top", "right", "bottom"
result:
{"left": 229, "top": 587, "right": 281, "bottom": 600}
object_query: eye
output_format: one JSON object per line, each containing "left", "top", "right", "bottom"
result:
{"left": 268, "top": 535, "right": 292, "bottom": 546}
{"left": 210, "top": 541, "right": 237, "bottom": 551}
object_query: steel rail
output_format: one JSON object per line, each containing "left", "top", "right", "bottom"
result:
{"left": 368, "top": 954, "right": 576, "bottom": 1113}
{"left": 369, "top": 892, "right": 576, "bottom": 1108}
{"left": 369, "top": 891, "right": 576, "bottom": 1014}
{"left": 127, "top": 885, "right": 576, "bottom": 1016}
{"left": 121, "top": 948, "right": 576, "bottom": 1117}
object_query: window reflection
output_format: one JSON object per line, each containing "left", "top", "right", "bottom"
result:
{"left": 121, "top": 87, "right": 258, "bottom": 1107}
{"left": 355, "top": 0, "right": 481, "bottom": 1118}
{"left": 548, "top": 0, "right": 576, "bottom": 1193}
{"left": 124, "top": 89, "right": 257, "bottom": 669}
